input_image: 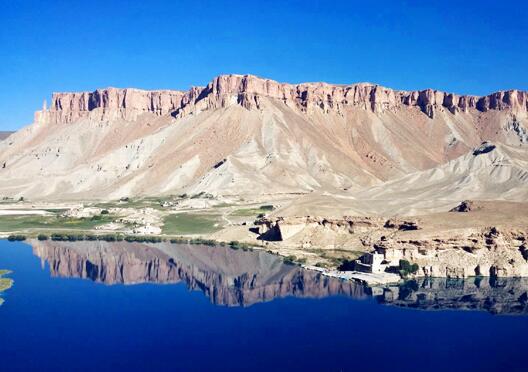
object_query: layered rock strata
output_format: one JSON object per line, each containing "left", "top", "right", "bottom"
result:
{"left": 34, "top": 74, "right": 528, "bottom": 124}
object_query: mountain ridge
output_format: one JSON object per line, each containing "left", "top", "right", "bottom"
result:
{"left": 35, "top": 74, "right": 528, "bottom": 125}
{"left": 1, "top": 73, "right": 527, "bottom": 205}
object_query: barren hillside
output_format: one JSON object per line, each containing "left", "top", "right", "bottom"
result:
{"left": 0, "top": 74, "right": 526, "bottom": 209}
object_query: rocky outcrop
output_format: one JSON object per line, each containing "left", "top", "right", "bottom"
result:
{"left": 34, "top": 74, "right": 528, "bottom": 124}
{"left": 372, "top": 227, "right": 528, "bottom": 278}
{"left": 35, "top": 88, "right": 188, "bottom": 123}
{"left": 256, "top": 216, "right": 419, "bottom": 242}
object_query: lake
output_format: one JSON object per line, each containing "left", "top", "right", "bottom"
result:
{"left": 1, "top": 239, "right": 527, "bottom": 371}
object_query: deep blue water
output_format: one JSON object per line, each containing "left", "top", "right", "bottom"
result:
{"left": 1, "top": 240, "right": 528, "bottom": 372}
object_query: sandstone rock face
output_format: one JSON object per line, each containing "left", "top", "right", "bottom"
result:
{"left": 374, "top": 227, "right": 528, "bottom": 278}
{"left": 256, "top": 201, "right": 528, "bottom": 279}
{"left": 33, "top": 74, "right": 528, "bottom": 124}
{"left": 2, "top": 74, "right": 528, "bottom": 201}
{"left": 35, "top": 88, "right": 187, "bottom": 123}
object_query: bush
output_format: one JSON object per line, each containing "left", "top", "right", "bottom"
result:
{"left": 259, "top": 205, "right": 274, "bottom": 211}
{"left": 169, "top": 237, "right": 188, "bottom": 244}
{"left": 101, "top": 209, "right": 109, "bottom": 215}
{"left": 399, "top": 259, "right": 419, "bottom": 277}
{"left": 7, "top": 235, "right": 26, "bottom": 241}
{"left": 190, "top": 238, "right": 216, "bottom": 246}
{"left": 228, "top": 240, "right": 252, "bottom": 251}
{"left": 51, "top": 233, "right": 65, "bottom": 241}
{"left": 37, "top": 234, "right": 49, "bottom": 241}
{"left": 283, "top": 255, "right": 297, "bottom": 265}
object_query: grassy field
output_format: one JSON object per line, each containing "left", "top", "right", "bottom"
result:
{"left": 93, "top": 196, "right": 182, "bottom": 211}
{"left": 0, "top": 214, "right": 116, "bottom": 232}
{"left": 162, "top": 213, "right": 222, "bottom": 235}
{"left": 231, "top": 205, "right": 275, "bottom": 218}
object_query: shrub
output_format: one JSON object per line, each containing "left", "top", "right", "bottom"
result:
{"left": 283, "top": 255, "right": 297, "bottom": 265}
{"left": 51, "top": 233, "right": 65, "bottom": 241}
{"left": 399, "top": 259, "right": 419, "bottom": 277}
{"left": 228, "top": 241, "right": 252, "bottom": 251}
{"left": 259, "top": 205, "right": 274, "bottom": 211}
{"left": 170, "top": 237, "right": 188, "bottom": 244}
{"left": 101, "top": 209, "right": 109, "bottom": 215}
{"left": 7, "top": 235, "right": 26, "bottom": 241}
{"left": 37, "top": 234, "right": 49, "bottom": 241}
{"left": 190, "top": 238, "right": 216, "bottom": 246}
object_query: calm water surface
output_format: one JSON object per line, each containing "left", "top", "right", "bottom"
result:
{"left": 0, "top": 240, "right": 527, "bottom": 372}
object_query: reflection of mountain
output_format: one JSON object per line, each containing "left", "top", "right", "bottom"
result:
{"left": 31, "top": 241, "right": 366, "bottom": 306}
{"left": 372, "top": 277, "right": 528, "bottom": 315}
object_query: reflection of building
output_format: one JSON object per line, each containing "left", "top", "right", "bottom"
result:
{"left": 372, "top": 277, "right": 528, "bottom": 315}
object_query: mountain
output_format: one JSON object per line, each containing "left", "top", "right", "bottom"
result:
{"left": 0, "top": 74, "right": 527, "bottom": 203}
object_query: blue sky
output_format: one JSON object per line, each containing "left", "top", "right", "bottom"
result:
{"left": 1, "top": 0, "right": 527, "bottom": 130}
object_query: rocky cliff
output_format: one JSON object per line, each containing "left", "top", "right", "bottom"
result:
{"left": 34, "top": 74, "right": 528, "bottom": 124}
{"left": 3, "top": 73, "right": 528, "bottom": 200}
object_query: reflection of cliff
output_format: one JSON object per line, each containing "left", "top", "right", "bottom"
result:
{"left": 373, "top": 277, "right": 528, "bottom": 315}
{"left": 31, "top": 241, "right": 366, "bottom": 307}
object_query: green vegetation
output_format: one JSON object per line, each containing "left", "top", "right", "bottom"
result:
{"left": 283, "top": 255, "right": 298, "bottom": 265}
{"left": 281, "top": 254, "right": 307, "bottom": 266}
{"left": 0, "top": 270, "right": 14, "bottom": 306}
{"left": 399, "top": 259, "right": 419, "bottom": 277}
{"left": 7, "top": 235, "right": 26, "bottom": 241}
{"left": 228, "top": 240, "right": 253, "bottom": 251}
{"left": 232, "top": 204, "right": 275, "bottom": 218}
{"left": 162, "top": 213, "right": 222, "bottom": 235}
{"left": 0, "top": 213, "right": 115, "bottom": 233}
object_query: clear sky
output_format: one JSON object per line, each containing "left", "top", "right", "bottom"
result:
{"left": 1, "top": 0, "right": 527, "bottom": 130}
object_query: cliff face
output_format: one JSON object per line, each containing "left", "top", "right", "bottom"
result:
{"left": 34, "top": 74, "right": 528, "bottom": 124}
{"left": 3, "top": 73, "right": 528, "bottom": 200}
{"left": 35, "top": 88, "right": 188, "bottom": 123}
